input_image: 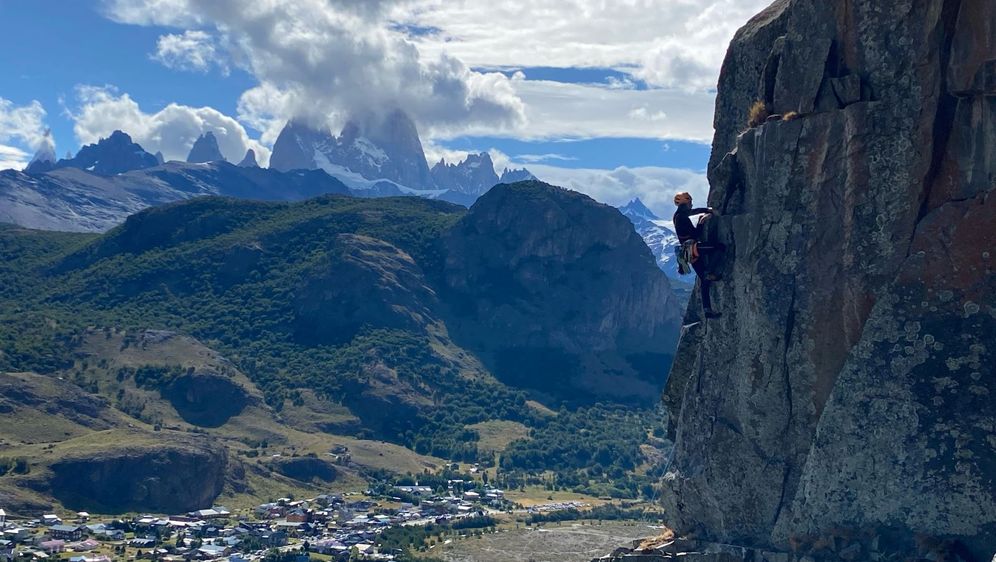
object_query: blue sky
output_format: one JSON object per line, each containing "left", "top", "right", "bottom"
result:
{"left": 0, "top": 0, "right": 768, "bottom": 214}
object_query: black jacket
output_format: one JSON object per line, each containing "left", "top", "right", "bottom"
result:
{"left": 673, "top": 203, "right": 711, "bottom": 242}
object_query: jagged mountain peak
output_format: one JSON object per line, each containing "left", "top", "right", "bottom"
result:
{"left": 25, "top": 129, "right": 57, "bottom": 173}
{"left": 52, "top": 130, "right": 159, "bottom": 176}
{"left": 269, "top": 119, "right": 334, "bottom": 172}
{"left": 498, "top": 167, "right": 537, "bottom": 184}
{"left": 187, "top": 131, "right": 226, "bottom": 163}
{"left": 270, "top": 111, "right": 432, "bottom": 188}
{"left": 430, "top": 151, "right": 499, "bottom": 196}
{"left": 237, "top": 149, "right": 259, "bottom": 168}
{"left": 269, "top": 113, "right": 532, "bottom": 202}
{"left": 618, "top": 199, "right": 683, "bottom": 287}
{"left": 619, "top": 197, "right": 659, "bottom": 222}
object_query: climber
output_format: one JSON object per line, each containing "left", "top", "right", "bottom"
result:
{"left": 673, "top": 192, "right": 724, "bottom": 319}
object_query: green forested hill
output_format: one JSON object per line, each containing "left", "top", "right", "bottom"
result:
{"left": 0, "top": 182, "right": 681, "bottom": 511}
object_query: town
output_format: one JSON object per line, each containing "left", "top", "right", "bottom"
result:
{"left": 0, "top": 471, "right": 609, "bottom": 562}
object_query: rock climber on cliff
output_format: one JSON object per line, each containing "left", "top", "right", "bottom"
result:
{"left": 673, "top": 192, "right": 724, "bottom": 319}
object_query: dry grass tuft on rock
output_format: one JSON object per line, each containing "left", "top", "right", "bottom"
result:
{"left": 635, "top": 527, "right": 677, "bottom": 552}
{"left": 782, "top": 111, "right": 801, "bottom": 121}
{"left": 747, "top": 100, "right": 770, "bottom": 128}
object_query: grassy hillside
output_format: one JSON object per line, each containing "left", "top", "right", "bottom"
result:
{"left": 0, "top": 184, "right": 678, "bottom": 513}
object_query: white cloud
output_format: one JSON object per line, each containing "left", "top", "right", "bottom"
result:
{"left": 421, "top": 142, "right": 475, "bottom": 168}
{"left": 397, "top": 0, "right": 772, "bottom": 92}
{"left": 429, "top": 78, "right": 715, "bottom": 142}
{"left": 0, "top": 98, "right": 49, "bottom": 170}
{"left": 71, "top": 86, "right": 271, "bottom": 166}
{"left": 101, "top": 0, "right": 772, "bottom": 145}
{"left": 0, "top": 145, "right": 31, "bottom": 171}
{"left": 153, "top": 30, "right": 227, "bottom": 74}
{"left": 105, "top": 0, "right": 526, "bottom": 134}
{"left": 526, "top": 163, "right": 708, "bottom": 217}
{"left": 515, "top": 153, "right": 577, "bottom": 163}
{"left": 628, "top": 107, "right": 668, "bottom": 122}
{"left": 0, "top": 98, "right": 48, "bottom": 149}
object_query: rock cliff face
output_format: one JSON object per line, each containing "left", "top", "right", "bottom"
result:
{"left": 45, "top": 440, "right": 229, "bottom": 514}
{"left": 444, "top": 181, "right": 683, "bottom": 403}
{"left": 662, "top": 0, "right": 994, "bottom": 558}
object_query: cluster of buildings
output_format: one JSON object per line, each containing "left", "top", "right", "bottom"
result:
{"left": 0, "top": 506, "right": 257, "bottom": 562}
{"left": 0, "top": 483, "right": 509, "bottom": 562}
{"left": 250, "top": 486, "right": 507, "bottom": 559}
{"left": 525, "top": 500, "right": 590, "bottom": 514}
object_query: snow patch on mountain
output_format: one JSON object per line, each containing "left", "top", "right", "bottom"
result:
{"left": 619, "top": 198, "right": 688, "bottom": 289}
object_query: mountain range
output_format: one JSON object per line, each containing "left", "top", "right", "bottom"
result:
{"left": 1, "top": 110, "right": 539, "bottom": 233}
{"left": 1, "top": 121, "right": 682, "bottom": 287}
{"left": 268, "top": 110, "right": 534, "bottom": 204}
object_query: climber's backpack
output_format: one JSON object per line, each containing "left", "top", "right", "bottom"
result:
{"left": 676, "top": 239, "right": 698, "bottom": 275}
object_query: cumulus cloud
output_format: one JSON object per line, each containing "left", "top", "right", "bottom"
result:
{"left": 526, "top": 163, "right": 709, "bottom": 217}
{"left": 71, "top": 86, "right": 270, "bottom": 165}
{"left": 104, "top": 0, "right": 526, "bottom": 134}
{"left": 153, "top": 30, "right": 227, "bottom": 74}
{"left": 0, "top": 98, "right": 48, "bottom": 148}
{"left": 398, "top": 0, "right": 772, "bottom": 92}
{"left": 432, "top": 78, "right": 715, "bottom": 142}
{"left": 0, "top": 98, "right": 49, "bottom": 170}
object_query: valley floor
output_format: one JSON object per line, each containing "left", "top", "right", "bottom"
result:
{"left": 436, "top": 521, "right": 656, "bottom": 562}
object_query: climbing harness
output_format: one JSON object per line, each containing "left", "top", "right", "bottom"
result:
{"left": 676, "top": 239, "right": 698, "bottom": 275}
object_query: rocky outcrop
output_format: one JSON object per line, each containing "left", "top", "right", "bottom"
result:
{"left": 54, "top": 131, "right": 159, "bottom": 175}
{"left": 662, "top": 0, "right": 995, "bottom": 559}
{"left": 270, "top": 456, "right": 337, "bottom": 483}
{"left": 443, "top": 181, "right": 683, "bottom": 403}
{"left": 163, "top": 371, "right": 251, "bottom": 427}
{"left": 44, "top": 439, "right": 228, "bottom": 514}
{"left": 186, "top": 131, "right": 226, "bottom": 163}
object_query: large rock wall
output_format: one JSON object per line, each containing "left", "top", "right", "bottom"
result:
{"left": 662, "top": 0, "right": 994, "bottom": 557}
{"left": 44, "top": 441, "right": 229, "bottom": 514}
{"left": 444, "top": 181, "right": 683, "bottom": 403}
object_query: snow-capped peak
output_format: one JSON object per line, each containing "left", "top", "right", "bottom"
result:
{"left": 619, "top": 197, "right": 659, "bottom": 223}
